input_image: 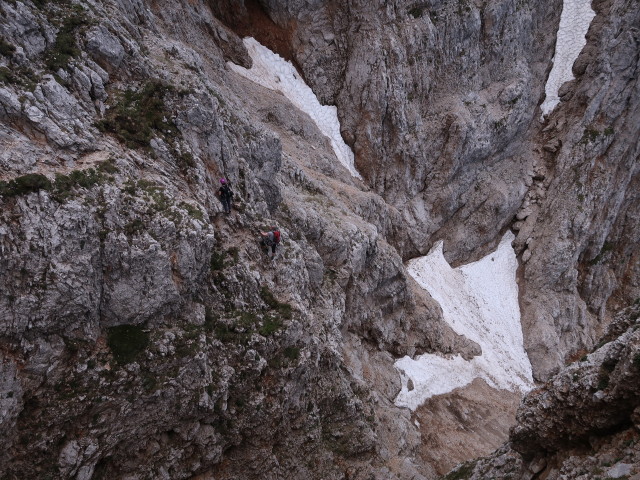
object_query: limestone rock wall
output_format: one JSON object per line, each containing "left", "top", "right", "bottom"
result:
{"left": 0, "top": 0, "right": 457, "bottom": 478}
{"left": 229, "top": 0, "right": 640, "bottom": 380}
{"left": 0, "top": 0, "right": 638, "bottom": 477}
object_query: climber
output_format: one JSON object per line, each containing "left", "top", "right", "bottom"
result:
{"left": 217, "top": 178, "right": 234, "bottom": 214}
{"left": 259, "top": 226, "right": 281, "bottom": 259}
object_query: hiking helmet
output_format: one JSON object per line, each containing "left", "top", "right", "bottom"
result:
{"left": 220, "top": 178, "right": 226, "bottom": 184}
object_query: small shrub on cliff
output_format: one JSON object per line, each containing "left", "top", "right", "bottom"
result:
{"left": 407, "top": 6, "right": 424, "bottom": 18}
{"left": 0, "top": 159, "right": 117, "bottom": 201}
{"left": 96, "top": 81, "right": 177, "bottom": 149}
{"left": 51, "top": 160, "right": 118, "bottom": 201}
{"left": 0, "top": 37, "right": 16, "bottom": 57}
{"left": 0, "top": 67, "right": 17, "bottom": 85}
{"left": 0, "top": 173, "right": 51, "bottom": 197}
{"left": 210, "top": 251, "right": 225, "bottom": 271}
{"left": 589, "top": 241, "right": 614, "bottom": 266}
{"left": 107, "top": 325, "right": 149, "bottom": 365}
{"left": 442, "top": 460, "right": 476, "bottom": 480}
{"left": 596, "top": 372, "right": 610, "bottom": 391}
{"left": 283, "top": 346, "right": 300, "bottom": 360}
{"left": 45, "top": 7, "right": 89, "bottom": 71}
{"left": 178, "top": 201, "right": 203, "bottom": 221}
{"left": 0, "top": 64, "right": 38, "bottom": 89}
{"left": 260, "top": 286, "right": 292, "bottom": 320}
{"left": 258, "top": 315, "right": 282, "bottom": 336}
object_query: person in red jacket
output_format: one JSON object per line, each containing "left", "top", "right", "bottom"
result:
{"left": 259, "top": 226, "right": 281, "bottom": 259}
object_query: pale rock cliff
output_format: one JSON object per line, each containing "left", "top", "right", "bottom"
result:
{"left": 0, "top": 0, "right": 638, "bottom": 478}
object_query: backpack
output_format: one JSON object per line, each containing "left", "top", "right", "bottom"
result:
{"left": 220, "top": 184, "right": 233, "bottom": 199}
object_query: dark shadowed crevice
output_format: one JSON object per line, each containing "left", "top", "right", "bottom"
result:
{"left": 207, "top": 0, "right": 298, "bottom": 67}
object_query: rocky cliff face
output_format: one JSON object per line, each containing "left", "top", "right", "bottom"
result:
{"left": 0, "top": 0, "right": 638, "bottom": 478}
{"left": 229, "top": 0, "right": 640, "bottom": 381}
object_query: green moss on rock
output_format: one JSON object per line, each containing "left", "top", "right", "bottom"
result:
{"left": 107, "top": 324, "right": 149, "bottom": 365}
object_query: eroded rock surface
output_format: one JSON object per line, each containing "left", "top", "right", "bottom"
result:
{"left": 0, "top": 0, "right": 638, "bottom": 478}
{"left": 450, "top": 302, "right": 640, "bottom": 480}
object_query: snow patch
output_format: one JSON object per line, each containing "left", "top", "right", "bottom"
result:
{"left": 228, "top": 37, "right": 361, "bottom": 179}
{"left": 394, "top": 232, "right": 533, "bottom": 411}
{"left": 540, "top": 0, "right": 596, "bottom": 117}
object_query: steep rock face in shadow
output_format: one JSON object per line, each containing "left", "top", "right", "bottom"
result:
{"left": 518, "top": 0, "right": 640, "bottom": 379}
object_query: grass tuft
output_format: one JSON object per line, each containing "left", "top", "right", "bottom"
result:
{"left": 106, "top": 324, "right": 149, "bottom": 365}
{"left": 0, "top": 37, "right": 16, "bottom": 57}
{"left": 45, "top": 7, "right": 89, "bottom": 71}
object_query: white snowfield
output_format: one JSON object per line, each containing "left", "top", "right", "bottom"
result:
{"left": 228, "top": 37, "right": 362, "bottom": 179}
{"left": 394, "top": 232, "right": 534, "bottom": 411}
{"left": 541, "top": 0, "right": 596, "bottom": 117}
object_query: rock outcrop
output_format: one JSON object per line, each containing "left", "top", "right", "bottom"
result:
{"left": 0, "top": 0, "right": 457, "bottom": 478}
{"left": 449, "top": 302, "right": 640, "bottom": 480}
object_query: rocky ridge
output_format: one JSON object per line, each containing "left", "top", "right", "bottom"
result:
{"left": 0, "top": 0, "right": 471, "bottom": 478}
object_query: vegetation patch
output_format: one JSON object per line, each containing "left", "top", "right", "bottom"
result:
{"left": 32, "top": 0, "right": 68, "bottom": 9}
{"left": 0, "top": 37, "right": 16, "bottom": 57}
{"left": 0, "top": 173, "right": 51, "bottom": 197}
{"left": 260, "top": 286, "right": 292, "bottom": 320}
{"left": 442, "top": 460, "right": 477, "bottom": 480}
{"left": 0, "top": 66, "right": 17, "bottom": 85}
{"left": 283, "top": 346, "right": 300, "bottom": 361}
{"left": 408, "top": 6, "right": 424, "bottom": 18}
{"left": 106, "top": 324, "right": 149, "bottom": 365}
{"left": 258, "top": 315, "right": 282, "bottom": 336}
{"left": 176, "top": 151, "right": 195, "bottom": 174}
{"left": 96, "top": 81, "right": 178, "bottom": 149}
{"left": 580, "top": 126, "right": 613, "bottom": 145}
{"left": 124, "top": 218, "right": 144, "bottom": 237}
{"left": 602, "top": 358, "right": 618, "bottom": 373}
{"left": 0, "top": 65, "right": 38, "bottom": 89}
{"left": 213, "top": 323, "right": 248, "bottom": 344}
{"left": 0, "top": 159, "right": 117, "bottom": 201}
{"left": 596, "top": 371, "right": 610, "bottom": 391}
{"left": 589, "top": 241, "right": 614, "bottom": 266}
{"left": 204, "top": 307, "right": 218, "bottom": 332}
{"left": 178, "top": 201, "right": 203, "bottom": 221}
{"left": 53, "top": 168, "right": 104, "bottom": 201}
{"left": 45, "top": 5, "right": 90, "bottom": 72}
{"left": 493, "top": 117, "right": 507, "bottom": 130}
{"left": 210, "top": 251, "right": 226, "bottom": 271}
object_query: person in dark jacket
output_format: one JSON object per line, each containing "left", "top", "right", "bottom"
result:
{"left": 218, "top": 178, "right": 233, "bottom": 214}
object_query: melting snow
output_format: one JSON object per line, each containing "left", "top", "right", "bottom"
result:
{"left": 540, "top": 0, "right": 596, "bottom": 117}
{"left": 228, "top": 37, "right": 361, "bottom": 179}
{"left": 394, "top": 232, "right": 534, "bottom": 411}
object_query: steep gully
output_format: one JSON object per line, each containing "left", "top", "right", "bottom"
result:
{"left": 222, "top": 0, "right": 593, "bottom": 405}
{"left": 215, "top": 0, "right": 639, "bottom": 474}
